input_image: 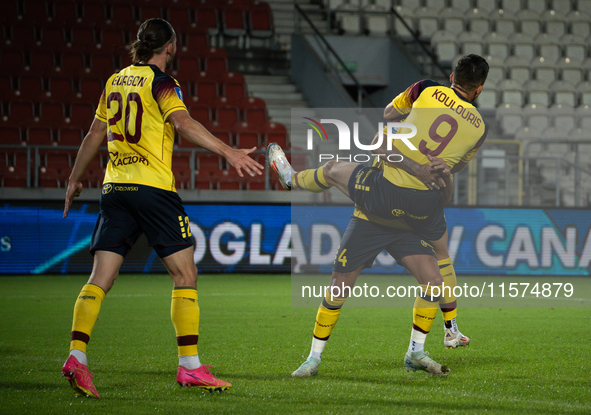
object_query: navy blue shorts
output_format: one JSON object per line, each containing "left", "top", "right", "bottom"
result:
{"left": 347, "top": 165, "right": 447, "bottom": 241}
{"left": 90, "top": 183, "right": 193, "bottom": 258}
{"left": 333, "top": 217, "right": 436, "bottom": 273}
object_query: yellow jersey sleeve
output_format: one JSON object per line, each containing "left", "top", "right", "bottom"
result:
{"left": 391, "top": 80, "right": 442, "bottom": 119}
{"left": 460, "top": 124, "right": 488, "bottom": 163}
{"left": 152, "top": 73, "right": 187, "bottom": 120}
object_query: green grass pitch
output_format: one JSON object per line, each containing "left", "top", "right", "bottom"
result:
{"left": 0, "top": 273, "right": 590, "bottom": 415}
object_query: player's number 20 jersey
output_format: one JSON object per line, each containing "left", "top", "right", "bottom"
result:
{"left": 95, "top": 63, "right": 187, "bottom": 191}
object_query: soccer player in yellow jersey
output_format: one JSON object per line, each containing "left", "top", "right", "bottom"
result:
{"left": 268, "top": 55, "right": 489, "bottom": 377}
{"left": 61, "top": 19, "right": 263, "bottom": 397}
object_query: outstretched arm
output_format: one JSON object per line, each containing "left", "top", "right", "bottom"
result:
{"left": 168, "top": 110, "right": 264, "bottom": 178}
{"left": 64, "top": 118, "right": 107, "bottom": 218}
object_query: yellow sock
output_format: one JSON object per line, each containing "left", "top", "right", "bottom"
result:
{"left": 171, "top": 287, "right": 199, "bottom": 357}
{"left": 70, "top": 284, "right": 105, "bottom": 353}
{"left": 292, "top": 166, "right": 332, "bottom": 193}
{"left": 438, "top": 258, "right": 458, "bottom": 322}
{"left": 412, "top": 284, "right": 441, "bottom": 334}
{"left": 313, "top": 291, "right": 346, "bottom": 340}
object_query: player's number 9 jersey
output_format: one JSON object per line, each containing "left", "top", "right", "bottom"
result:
{"left": 380, "top": 80, "right": 488, "bottom": 190}
{"left": 96, "top": 63, "right": 187, "bottom": 192}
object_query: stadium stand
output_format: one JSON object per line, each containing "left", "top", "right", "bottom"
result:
{"left": 1, "top": 0, "right": 289, "bottom": 191}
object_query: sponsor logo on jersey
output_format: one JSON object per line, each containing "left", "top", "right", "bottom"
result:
{"left": 109, "top": 151, "right": 150, "bottom": 168}
{"left": 102, "top": 184, "right": 113, "bottom": 194}
{"left": 392, "top": 209, "right": 405, "bottom": 216}
{"left": 114, "top": 186, "right": 139, "bottom": 191}
{"left": 174, "top": 87, "right": 183, "bottom": 101}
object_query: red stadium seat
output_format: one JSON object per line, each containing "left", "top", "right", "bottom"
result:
{"left": 38, "top": 27, "right": 66, "bottom": 49}
{"left": 38, "top": 101, "right": 64, "bottom": 126}
{"left": 0, "top": 51, "right": 25, "bottom": 76}
{"left": 5, "top": 101, "right": 37, "bottom": 127}
{"left": 206, "top": 121, "right": 233, "bottom": 146}
{"left": 195, "top": 154, "right": 222, "bottom": 189}
{"left": 166, "top": 7, "right": 193, "bottom": 31}
{"left": 237, "top": 96, "right": 266, "bottom": 110}
{"left": 232, "top": 121, "right": 260, "bottom": 148}
{"left": 173, "top": 56, "right": 201, "bottom": 82}
{"left": 26, "top": 127, "right": 54, "bottom": 146}
{"left": 39, "top": 102, "right": 67, "bottom": 128}
{"left": 201, "top": 47, "right": 229, "bottom": 74}
{"left": 183, "top": 29, "right": 209, "bottom": 52}
{"left": 78, "top": 3, "right": 107, "bottom": 27}
{"left": 56, "top": 53, "right": 85, "bottom": 78}
{"left": 195, "top": 4, "right": 220, "bottom": 36}
{"left": 5, "top": 25, "right": 37, "bottom": 50}
{"left": 188, "top": 104, "right": 212, "bottom": 124}
{"left": 220, "top": 72, "right": 246, "bottom": 103}
{"left": 27, "top": 51, "right": 57, "bottom": 77}
{"left": 220, "top": 0, "right": 248, "bottom": 38}
{"left": 74, "top": 78, "right": 103, "bottom": 103}
{"left": 139, "top": 6, "right": 164, "bottom": 21}
{"left": 68, "top": 28, "right": 97, "bottom": 53}
{"left": 21, "top": 0, "right": 50, "bottom": 25}
{"left": 108, "top": 4, "right": 138, "bottom": 29}
{"left": 260, "top": 121, "right": 288, "bottom": 147}
{"left": 84, "top": 54, "right": 116, "bottom": 79}
{"left": 12, "top": 76, "right": 44, "bottom": 101}
{"left": 214, "top": 168, "right": 243, "bottom": 190}
{"left": 211, "top": 97, "right": 240, "bottom": 125}
{"left": 243, "top": 106, "right": 268, "bottom": 126}
{"left": 168, "top": 0, "right": 193, "bottom": 7}
{"left": 38, "top": 166, "right": 61, "bottom": 188}
{"left": 197, "top": 153, "right": 222, "bottom": 170}
{"left": 3, "top": 0, "right": 20, "bottom": 24}
{"left": 82, "top": 157, "right": 105, "bottom": 188}
{"left": 115, "top": 52, "right": 133, "bottom": 71}
{"left": 194, "top": 79, "right": 218, "bottom": 103}
{"left": 249, "top": 1, "right": 273, "bottom": 38}
{"left": 238, "top": 96, "right": 267, "bottom": 125}
{"left": 57, "top": 127, "right": 84, "bottom": 146}
{"left": 43, "top": 152, "right": 71, "bottom": 170}
{"left": 68, "top": 103, "right": 95, "bottom": 129}
{"left": 235, "top": 131, "right": 260, "bottom": 148}
{"left": 1, "top": 167, "right": 28, "bottom": 188}
{"left": 0, "top": 127, "right": 23, "bottom": 146}
{"left": 172, "top": 153, "right": 193, "bottom": 188}
{"left": 46, "top": 77, "right": 74, "bottom": 102}
{"left": 0, "top": 76, "right": 13, "bottom": 100}
{"left": 51, "top": 2, "right": 79, "bottom": 27}
{"left": 97, "top": 29, "right": 126, "bottom": 54}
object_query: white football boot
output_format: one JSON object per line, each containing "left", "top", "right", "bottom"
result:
{"left": 266, "top": 142, "right": 294, "bottom": 191}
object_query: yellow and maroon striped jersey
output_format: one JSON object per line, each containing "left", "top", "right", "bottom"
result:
{"left": 377, "top": 79, "right": 488, "bottom": 190}
{"left": 96, "top": 63, "right": 187, "bottom": 191}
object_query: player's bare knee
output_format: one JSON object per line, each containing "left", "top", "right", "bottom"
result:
{"left": 323, "top": 160, "right": 337, "bottom": 180}
{"left": 426, "top": 273, "right": 444, "bottom": 287}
